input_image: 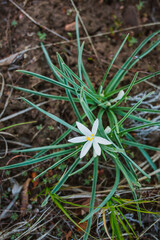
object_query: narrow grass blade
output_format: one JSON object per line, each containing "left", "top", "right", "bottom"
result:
{"left": 105, "top": 30, "right": 160, "bottom": 94}
{"left": 99, "top": 34, "right": 129, "bottom": 94}
{"left": 116, "top": 106, "right": 160, "bottom": 114}
{"left": 12, "top": 143, "right": 76, "bottom": 153}
{"left": 81, "top": 62, "right": 95, "bottom": 92}
{"left": 115, "top": 109, "right": 152, "bottom": 124}
{"left": 0, "top": 121, "right": 36, "bottom": 132}
{"left": 76, "top": 14, "right": 81, "bottom": 74}
{"left": 80, "top": 87, "right": 95, "bottom": 123}
{"left": 126, "top": 133, "right": 159, "bottom": 180}
{"left": 17, "top": 70, "right": 74, "bottom": 92}
{"left": 81, "top": 162, "right": 120, "bottom": 222}
{"left": 0, "top": 148, "right": 74, "bottom": 170}
{"left": 41, "top": 42, "right": 64, "bottom": 83}
{"left": 54, "top": 64, "right": 101, "bottom": 104}
{"left": 50, "top": 156, "right": 81, "bottom": 194}
{"left": 110, "top": 72, "right": 138, "bottom": 109}
{"left": 12, "top": 85, "right": 75, "bottom": 101}
{"left": 56, "top": 53, "right": 82, "bottom": 122}
{"left": 116, "top": 207, "right": 137, "bottom": 238}
{"left": 115, "top": 92, "right": 152, "bottom": 129}
{"left": 108, "top": 109, "right": 119, "bottom": 133}
{"left": 104, "top": 71, "right": 160, "bottom": 98}
{"left": 83, "top": 157, "right": 98, "bottom": 240}
{"left": 70, "top": 156, "right": 94, "bottom": 176}
{"left": 35, "top": 148, "right": 81, "bottom": 180}
{"left": 120, "top": 121, "right": 160, "bottom": 135}
{"left": 123, "top": 139, "right": 160, "bottom": 152}
{"left": 115, "top": 157, "right": 141, "bottom": 224}
{"left": 115, "top": 209, "right": 131, "bottom": 239}
{"left": 42, "top": 156, "right": 82, "bottom": 206}
{"left": 122, "top": 152, "right": 150, "bottom": 179}
{"left": 48, "top": 191, "right": 87, "bottom": 234}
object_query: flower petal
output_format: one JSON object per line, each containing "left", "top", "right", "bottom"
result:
{"left": 110, "top": 90, "right": 125, "bottom": 103}
{"left": 76, "top": 121, "right": 92, "bottom": 136}
{"left": 104, "top": 126, "right": 111, "bottom": 134}
{"left": 116, "top": 90, "right": 124, "bottom": 100}
{"left": 92, "top": 119, "right": 99, "bottom": 135}
{"left": 95, "top": 136, "right": 112, "bottom": 145}
{"left": 80, "top": 140, "right": 92, "bottom": 158}
{"left": 93, "top": 140, "right": 101, "bottom": 156}
{"left": 68, "top": 136, "right": 87, "bottom": 143}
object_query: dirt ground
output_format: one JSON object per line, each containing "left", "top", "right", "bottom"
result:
{"left": 0, "top": 0, "right": 160, "bottom": 239}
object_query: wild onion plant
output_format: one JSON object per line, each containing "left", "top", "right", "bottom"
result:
{"left": 1, "top": 16, "right": 160, "bottom": 239}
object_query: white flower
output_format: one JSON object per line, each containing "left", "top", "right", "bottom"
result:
{"left": 110, "top": 90, "right": 125, "bottom": 103}
{"left": 68, "top": 119, "right": 112, "bottom": 158}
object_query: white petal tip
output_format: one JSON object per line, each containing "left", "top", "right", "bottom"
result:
{"left": 117, "top": 90, "right": 125, "bottom": 100}
{"left": 105, "top": 126, "right": 111, "bottom": 134}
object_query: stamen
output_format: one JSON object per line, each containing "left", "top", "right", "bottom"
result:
{"left": 86, "top": 136, "right": 91, "bottom": 141}
{"left": 86, "top": 135, "right": 94, "bottom": 141}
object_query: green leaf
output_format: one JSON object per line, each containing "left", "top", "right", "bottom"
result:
{"left": 0, "top": 148, "right": 74, "bottom": 170}
{"left": 17, "top": 70, "right": 75, "bottom": 92}
{"left": 126, "top": 133, "right": 160, "bottom": 180}
{"left": 114, "top": 92, "right": 152, "bottom": 129}
{"left": 123, "top": 139, "right": 160, "bottom": 152}
{"left": 70, "top": 156, "right": 94, "bottom": 176}
{"left": 115, "top": 109, "right": 152, "bottom": 124}
{"left": 12, "top": 142, "right": 76, "bottom": 153}
{"left": 120, "top": 121, "right": 160, "bottom": 135}
{"left": 41, "top": 42, "right": 64, "bottom": 83}
{"left": 116, "top": 106, "right": 160, "bottom": 114}
{"left": 105, "top": 71, "right": 160, "bottom": 99}
{"left": 83, "top": 157, "right": 98, "bottom": 240}
{"left": 110, "top": 72, "right": 138, "bottom": 109}
{"left": 56, "top": 53, "right": 82, "bottom": 122}
{"left": 99, "top": 34, "right": 129, "bottom": 94}
{"left": 104, "top": 30, "right": 160, "bottom": 94}
{"left": 81, "top": 162, "right": 120, "bottom": 222}
{"left": 42, "top": 156, "right": 81, "bottom": 206}
{"left": 35, "top": 148, "right": 81, "bottom": 180}
{"left": 80, "top": 87, "right": 95, "bottom": 123}
{"left": 0, "top": 121, "right": 36, "bottom": 132}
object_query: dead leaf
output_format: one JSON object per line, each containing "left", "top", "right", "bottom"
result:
{"left": 20, "top": 178, "right": 31, "bottom": 217}
{"left": 32, "top": 172, "right": 39, "bottom": 188}
{"left": 79, "top": 198, "right": 101, "bottom": 216}
{"left": 65, "top": 22, "right": 79, "bottom": 31}
{"left": 76, "top": 221, "right": 88, "bottom": 233}
{"left": 80, "top": 199, "right": 90, "bottom": 216}
{"left": 66, "top": 230, "right": 72, "bottom": 240}
{"left": 48, "top": 169, "right": 53, "bottom": 177}
{"left": 0, "top": 52, "right": 25, "bottom": 66}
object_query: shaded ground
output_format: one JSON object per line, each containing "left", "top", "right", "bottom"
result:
{"left": 0, "top": 0, "right": 160, "bottom": 239}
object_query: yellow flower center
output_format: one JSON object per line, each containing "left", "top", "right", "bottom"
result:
{"left": 86, "top": 134, "right": 94, "bottom": 141}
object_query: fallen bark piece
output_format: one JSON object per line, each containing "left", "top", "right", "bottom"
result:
{"left": 20, "top": 178, "right": 31, "bottom": 217}
{"left": 0, "top": 52, "right": 25, "bottom": 66}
